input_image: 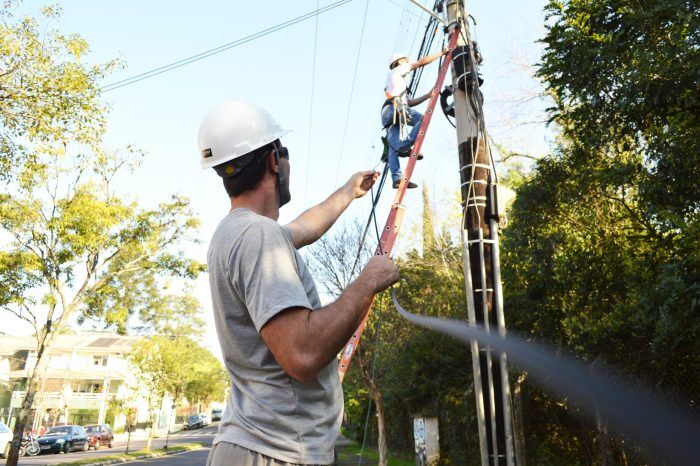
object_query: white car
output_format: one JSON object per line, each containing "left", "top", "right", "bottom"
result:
{"left": 0, "top": 422, "right": 13, "bottom": 458}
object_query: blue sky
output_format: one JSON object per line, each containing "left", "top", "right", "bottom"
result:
{"left": 11, "top": 0, "right": 553, "bottom": 356}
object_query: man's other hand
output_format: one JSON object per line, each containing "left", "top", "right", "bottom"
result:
{"left": 346, "top": 170, "right": 379, "bottom": 199}
{"left": 361, "top": 254, "right": 400, "bottom": 293}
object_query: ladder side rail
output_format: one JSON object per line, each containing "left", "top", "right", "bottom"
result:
{"left": 338, "top": 28, "right": 461, "bottom": 381}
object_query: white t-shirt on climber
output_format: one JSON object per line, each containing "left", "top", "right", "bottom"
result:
{"left": 385, "top": 62, "right": 412, "bottom": 101}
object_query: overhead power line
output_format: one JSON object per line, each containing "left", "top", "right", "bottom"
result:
{"left": 100, "top": 0, "right": 353, "bottom": 93}
{"left": 305, "top": 0, "right": 322, "bottom": 203}
{"left": 334, "top": 0, "right": 372, "bottom": 183}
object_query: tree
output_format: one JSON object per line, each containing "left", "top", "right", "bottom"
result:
{"left": 128, "top": 337, "right": 171, "bottom": 451}
{"left": 129, "top": 336, "right": 226, "bottom": 450}
{"left": 0, "top": 3, "right": 118, "bottom": 180}
{"left": 308, "top": 190, "right": 478, "bottom": 464}
{"left": 133, "top": 291, "right": 206, "bottom": 338}
{"left": 0, "top": 5, "right": 204, "bottom": 465}
{"left": 307, "top": 222, "right": 395, "bottom": 466}
{"left": 183, "top": 346, "right": 227, "bottom": 411}
{"left": 498, "top": 0, "right": 700, "bottom": 463}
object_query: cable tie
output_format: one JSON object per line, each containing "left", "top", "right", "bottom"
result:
{"left": 460, "top": 163, "right": 491, "bottom": 171}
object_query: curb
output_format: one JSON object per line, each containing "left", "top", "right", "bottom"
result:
{"left": 45, "top": 445, "right": 206, "bottom": 466}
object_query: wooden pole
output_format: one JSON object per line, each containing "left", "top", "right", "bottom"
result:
{"left": 446, "top": 1, "right": 516, "bottom": 464}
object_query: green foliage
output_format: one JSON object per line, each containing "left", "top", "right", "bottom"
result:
{"left": 328, "top": 219, "right": 481, "bottom": 463}
{"left": 183, "top": 344, "right": 227, "bottom": 407}
{"left": 0, "top": 3, "right": 120, "bottom": 179}
{"left": 129, "top": 336, "right": 227, "bottom": 410}
{"left": 0, "top": 5, "right": 205, "bottom": 462}
{"left": 331, "top": 2, "right": 699, "bottom": 464}
{"left": 135, "top": 291, "right": 206, "bottom": 338}
{"left": 336, "top": 442, "right": 415, "bottom": 466}
{"left": 0, "top": 4, "right": 204, "bottom": 339}
{"left": 538, "top": 0, "right": 699, "bottom": 229}
{"left": 499, "top": 0, "right": 700, "bottom": 463}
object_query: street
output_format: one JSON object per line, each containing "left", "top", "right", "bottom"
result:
{"left": 16, "top": 425, "right": 216, "bottom": 466}
{"left": 121, "top": 448, "right": 210, "bottom": 466}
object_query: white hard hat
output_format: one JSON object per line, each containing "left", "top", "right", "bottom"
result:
{"left": 198, "top": 100, "right": 290, "bottom": 170}
{"left": 388, "top": 53, "right": 408, "bottom": 67}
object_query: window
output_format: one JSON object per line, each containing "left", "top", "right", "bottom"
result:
{"left": 92, "top": 355, "right": 108, "bottom": 367}
{"left": 49, "top": 354, "right": 67, "bottom": 368}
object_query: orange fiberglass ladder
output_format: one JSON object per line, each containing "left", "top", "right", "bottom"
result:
{"left": 338, "top": 27, "right": 461, "bottom": 382}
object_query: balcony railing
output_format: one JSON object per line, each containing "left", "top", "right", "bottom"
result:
{"left": 10, "top": 391, "right": 115, "bottom": 409}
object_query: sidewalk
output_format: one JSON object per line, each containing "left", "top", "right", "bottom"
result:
{"left": 113, "top": 424, "right": 184, "bottom": 442}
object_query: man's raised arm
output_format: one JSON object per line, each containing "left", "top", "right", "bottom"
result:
{"left": 286, "top": 170, "right": 379, "bottom": 249}
{"left": 409, "top": 47, "right": 449, "bottom": 70}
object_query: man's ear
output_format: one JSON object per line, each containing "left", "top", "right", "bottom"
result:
{"left": 265, "top": 150, "right": 279, "bottom": 174}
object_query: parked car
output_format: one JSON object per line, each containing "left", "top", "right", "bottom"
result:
{"left": 185, "top": 414, "right": 208, "bottom": 430}
{"left": 0, "top": 422, "right": 13, "bottom": 458}
{"left": 84, "top": 424, "right": 113, "bottom": 450}
{"left": 201, "top": 414, "right": 211, "bottom": 426}
{"left": 37, "top": 425, "right": 88, "bottom": 454}
{"left": 211, "top": 408, "right": 223, "bottom": 421}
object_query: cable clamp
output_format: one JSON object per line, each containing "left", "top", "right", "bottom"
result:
{"left": 461, "top": 180, "right": 488, "bottom": 187}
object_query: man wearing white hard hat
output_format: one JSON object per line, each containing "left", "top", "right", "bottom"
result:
{"left": 382, "top": 49, "right": 448, "bottom": 188}
{"left": 200, "top": 100, "right": 399, "bottom": 465}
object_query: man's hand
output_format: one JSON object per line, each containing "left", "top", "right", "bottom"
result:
{"left": 360, "top": 254, "right": 400, "bottom": 293}
{"left": 345, "top": 170, "right": 379, "bottom": 199}
{"left": 442, "top": 47, "right": 450, "bottom": 55}
{"left": 286, "top": 171, "right": 378, "bottom": 249}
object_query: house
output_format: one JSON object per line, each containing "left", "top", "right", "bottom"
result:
{"left": 0, "top": 331, "right": 177, "bottom": 433}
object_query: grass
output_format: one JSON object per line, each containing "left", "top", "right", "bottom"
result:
{"left": 336, "top": 442, "right": 415, "bottom": 466}
{"left": 48, "top": 442, "right": 207, "bottom": 466}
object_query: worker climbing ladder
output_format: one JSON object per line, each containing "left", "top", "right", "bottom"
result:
{"left": 338, "top": 26, "right": 461, "bottom": 382}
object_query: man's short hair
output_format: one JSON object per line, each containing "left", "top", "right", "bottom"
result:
{"left": 221, "top": 141, "right": 278, "bottom": 198}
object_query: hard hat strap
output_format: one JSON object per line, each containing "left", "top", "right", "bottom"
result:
{"left": 273, "top": 141, "right": 291, "bottom": 207}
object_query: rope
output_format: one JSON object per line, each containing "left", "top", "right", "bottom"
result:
{"left": 305, "top": 0, "right": 321, "bottom": 203}
{"left": 349, "top": 162, "right": 390, "bottom": 278}
{"left": 100, "top": 0, "right": 352, "bottom": 92}
{"left": 334, "top": 0, "right": 372, "bottom": 183}
{"left": 352, "top": 11, "right": 447, "bottom": 459}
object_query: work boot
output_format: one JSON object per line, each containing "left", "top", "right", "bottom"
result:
{"left": 393, "top": 180, "right": 418, "bottom": 189}
{"left": 398, "top": 150, "right": 424, "bottom": 160}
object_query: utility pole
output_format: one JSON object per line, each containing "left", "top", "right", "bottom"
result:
{"left": 444, "top": 1, "right": 516, "bottom": 465}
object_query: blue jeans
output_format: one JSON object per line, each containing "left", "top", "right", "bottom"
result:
{"left": 381, "top": 104, "right": 424, "bottom": 182}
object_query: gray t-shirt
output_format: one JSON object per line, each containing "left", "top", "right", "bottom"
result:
{"left": 208, "top": 208, "right": 343, "bottom": 465}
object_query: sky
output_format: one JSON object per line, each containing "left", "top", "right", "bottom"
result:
{"left": 7, "top": 0, "right": 553, "bottom": 359}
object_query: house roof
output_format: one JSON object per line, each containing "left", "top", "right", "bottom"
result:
{"left": 0, "top": 332, "right": 140, "bottom": 354}
{"left": 9, "top": 367, "right": 129, "bottom": 380}
{"left": 0, "top": 335, "right": 35, "bottom": 355}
